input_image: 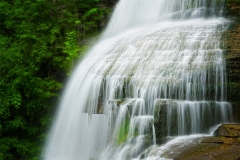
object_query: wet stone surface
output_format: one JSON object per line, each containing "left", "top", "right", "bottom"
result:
{"left": 214, "top": 124, "right": 240, "bottom": 137}
{"left": 163, "top": 124, "right": 240, "bottom": 160}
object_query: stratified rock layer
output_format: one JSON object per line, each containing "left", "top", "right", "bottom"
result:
{"left": 224, "top": 1, "right": 240, "bottom": 122}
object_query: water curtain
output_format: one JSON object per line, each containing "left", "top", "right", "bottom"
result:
{"left": 43, "top": 0, "right": 232, "bottom": 159}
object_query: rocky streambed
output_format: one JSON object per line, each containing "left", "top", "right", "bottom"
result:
{"left": 149, "top": 124, "right": 240, "bottom": 160}
{"left": 171, "top": 124, "right": 240, "bottom": 160}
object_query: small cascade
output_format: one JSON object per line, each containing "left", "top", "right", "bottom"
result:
{"left": 43, "top": 0, "right": 233, "bottom": 160}
{"left": 136, "top": 134, "right": 207, "bottom": 160}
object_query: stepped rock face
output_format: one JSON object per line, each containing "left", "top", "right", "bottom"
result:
{"left": 167, "top": 4, "right": 240, "bottom": 159}
{"left": 224, "top": 1, "right": 240, "bottom": 123}
{"left": 144, "top": 3, "right": 240, "bottom": 159}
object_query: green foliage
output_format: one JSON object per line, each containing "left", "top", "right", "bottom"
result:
{"left": 117, "top": 118, "right": 130, "bottom": 145}
{"left": 0, "top": 0, "right": 112, "bottom": 159}
{"left": 226, "top": 0, "right": 240, "bottom": 3}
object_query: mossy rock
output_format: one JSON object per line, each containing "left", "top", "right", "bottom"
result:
{"left": 214, "top": 124, "right": 240, "bottom": 137}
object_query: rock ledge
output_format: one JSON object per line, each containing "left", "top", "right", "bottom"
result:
{"left": 164, "top": 124, "right": 240, "bottom": 160}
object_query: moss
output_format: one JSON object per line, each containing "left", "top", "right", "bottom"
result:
{"left": 116, "top": 118, "right": 130, "bottom": 145}
{"left": 231, "top": 102, "right": 240, "bottom": 122}
{"left": 227, "top": 82, "right": 240, "bottom": 102}
{"left": 226, "top": 0, "right": 240, "bottom": 4}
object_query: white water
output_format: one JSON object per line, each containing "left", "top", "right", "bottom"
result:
{"left": 43, "top": 0, "right": 233, "bottom": 160}
{"left": 134, "top": 134, "right": 207, "bottom": 160}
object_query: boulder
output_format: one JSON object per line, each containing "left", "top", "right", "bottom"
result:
{"left": 214, "top": 124, "right": 240, "bottom": 137}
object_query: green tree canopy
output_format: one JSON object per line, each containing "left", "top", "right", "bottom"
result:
{"left": 0, "top": 0, "right": 111, "bottom": 159}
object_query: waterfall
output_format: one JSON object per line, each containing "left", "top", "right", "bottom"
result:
{"left": 43, "top": 0, "right": 233, "bottom": 160}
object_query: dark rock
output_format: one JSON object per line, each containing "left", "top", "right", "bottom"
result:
{"left": 223, "top": 3, "right": 240, "bottom": 122}
{"left": 225, "top": 1, "right": 240, "bottom": 18}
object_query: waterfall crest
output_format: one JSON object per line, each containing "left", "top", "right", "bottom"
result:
{"left": 103, "top": 0, "right": 225, "bottom": 38}
{"left": 43, "top": 0, "right": 232, "bottom": 160}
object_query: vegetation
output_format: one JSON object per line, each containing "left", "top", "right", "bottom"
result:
{"left": 226, "top": 0, "right": 240, "bottom": 4}
{"left": 0, "top": 0, "right": 112, "bottom": 159}
{"left": 1, "top": 0, "right": 240, "bottom": 159}
{"left": 117, "top": 118, "right": 130, "bottom": 145}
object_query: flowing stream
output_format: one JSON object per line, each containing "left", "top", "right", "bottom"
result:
{"left": 43, "top": 0, "right": 233, "bottom": 159}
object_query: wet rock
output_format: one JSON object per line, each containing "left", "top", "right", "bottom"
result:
{"left": 154, "top": 124, "right": 240, "bottom": 160}
{"left": 174, "top": 143, "right": 240, "bottom": 160}
{"left": 223, "top": 1, "right": 240, "bottom": 123}
{"left": 225, "top": 1, "right": 240, "bottom": 18}
{"left": 214, "top": 124, "right": 240, "bottom": 137}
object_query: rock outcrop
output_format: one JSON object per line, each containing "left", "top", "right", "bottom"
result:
{"left": 214, "top": 123, "right": 240, "bottom": 137}
{"left": 224, "top": 1, "right": 240, "bottom": 123}
{"left": 161, "top": 124, "right": 240, "bottom": 160}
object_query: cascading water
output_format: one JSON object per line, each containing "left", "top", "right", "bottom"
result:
{"left": 43, "top": 0, "right": 233, "bottom": 160}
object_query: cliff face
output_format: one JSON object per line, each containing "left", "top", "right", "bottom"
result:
{"left": 225, "top": 1, "right": 240, "bottom": 18}
{"left": 224, "top": 1, "right": 240, "bottom": 122}
{"left": 171, "top": 3, "right": 240, "bottom": 159}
